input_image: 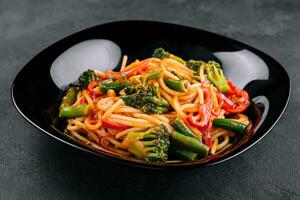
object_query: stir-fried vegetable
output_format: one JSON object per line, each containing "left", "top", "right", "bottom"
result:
{"left": 76, "top": 69, "right": 99, "bottom": 89}
{"left": 146, "top": 72, "right": 162, "bottom": 81}
{"left": 213, "top": 118, "right": 248, "bottom": 135}
{"left": 120, "top": 77, "right": 170, "bottom": 114}
{"left": 153, "top": 48, "right": 186, "bottom": 64}
{"left": 121, "top": 92, "right": 169, "bottom": 114}
{"left": 221, "top": 81, "right": 250, "bottom": 113}
{"left": 122, "top": 125, "right": 170, "bottom": 162}
{"left": 186, "top": 59, "right": 204, "bottom": 72}
{"left": 99, "top": 81, "right": 128, "bottom": 94}
{"left": 169, "top": 146, "right": 198, "bottom": 161}
{"left": 205, "top": 61, "right": 230, "bottom": 93}
{"left": 170, "top": 131, "right": 209, "bottom": 158}
{"left": 164, "top": 79, "right": 188, "bottom": 92}
{"left": 59, "top": 87, "right": 90, "bottom": 118}
{"left": 171, "top": 118, "right": 198, "bottom": 139}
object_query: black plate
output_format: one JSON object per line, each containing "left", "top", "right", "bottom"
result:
{"left": 11, "top": 20, "right": 290, "bottom": 169}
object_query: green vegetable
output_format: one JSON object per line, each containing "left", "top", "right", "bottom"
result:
{"left": 59, "top": 87, "right": 78, "bottom": 109}
{"left": 59, "top": 105, "right": 90, "bottom": 118}
{"left": 186, "top": 60, "right": 204, "bottom": 72}
{"left": 170, "top": 131, "right": 209, "bottom": 158}
{"left": 76, "top": 69, "right": 99, "bottom": 89}
{"left": 153, "top": 48, "right": 186, "bottom": 64}
{"left": 212, "top": 118, "right": 247, "bottom": 135}
{"left": 193, "top": 75, "right": 202, "bottom": 81}
{"left": 147, "top": 72, "right": 162, "bottom": 81}
{"left": 169, "top": 146, "right": 197, "bottom": 161}
{"left": 164, "top": 79, "right": 188, "bottom": 92}
{"left": 123, "top": 125, "right": 170, "bottom": 162}
{"left": 171, "top": 118, "right": 198, "bottom": 139}
{"left": 205, "top": 61, "right": 230, "bottom": 93}
{"left": 59, "top": 87, "right": 90, "bottom": 118}
{"left": 99, "top": 81, "right": 127, "bottom": 93}
{"left": 120, "top": 93, "right": 169, "bottom": 114}
{"left": 121, "top": 80, "right": 169, "bottom": 114}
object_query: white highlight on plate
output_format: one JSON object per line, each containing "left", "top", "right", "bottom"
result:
{"left": 50, "top": 39, "right": 121, "bottom": 89}
{"left": 252, "top": 95, "right": 269, "bottom": 132}
{"left": 214, "top": 50, "right": 269, "bottom": 88}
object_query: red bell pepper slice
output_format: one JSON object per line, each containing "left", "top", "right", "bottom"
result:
{"left": 202, "top": 129, "right": 213, "bottom": 148}
{"left": 102, "top": 119, "right": 131, "bottom": 131}
{"left": 87, "top": 81, "right": 98, "bottom": 92}
{"left": 87, "top": 81, "right": 101, "bottom": 99}
{"left": 221, "top": 81, "right": 250, "bottom": 113}
{"left": 186, "top": 104, "right": 211, "bottom": 133}
{"left": 80, "top": 97, "right": 87, "bottom": 104}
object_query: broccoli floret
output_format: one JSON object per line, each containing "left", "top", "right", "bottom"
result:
{"left": 186, "top": 59, "right": 205, "bottom": 72}
{"left": 153, "top": 48, "right": 186, "bottom": 64}
{"left": 120, "top": 92, "right": 169, "bottom": 114}
{"left": 153, "top": 47, "right": 170, "bottom": 59}
{"left": 119, "top": 75, "right": 169, "bottom": 114}
{"left": 205, "top": 61, "right": 230, "bottom": 93}
{"left": 122, "top": 125, "right": 170, "bottom": 162}
{"left": 76, "top": 69, "right": 99, "bottom": 89}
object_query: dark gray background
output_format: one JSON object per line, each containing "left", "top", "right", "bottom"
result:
{"left": 1, "top": 0, "right": 299, "bottom": 199}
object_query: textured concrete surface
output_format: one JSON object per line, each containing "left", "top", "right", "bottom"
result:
{"left": 1, "top": 0, "right": 300, "bottom": 199}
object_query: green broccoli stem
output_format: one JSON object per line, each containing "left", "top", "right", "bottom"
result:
{"left": 170, "top": 131, "right": 209, "bottom": 158}
{"left": 170, "top": 146, "right": 197, "bottom": 161}
{"left": 121, "top": 93, "right": 169, "bottom": 114}
{"left": 147, "top": 72, "right": 162, "bottom": 81}
{"left": 212, "top": 118, "right": 247, "bottom": 135}
{"left": 125, "top": 125, "right": 170, "bottom": 162}
{"left": 206, "top": 61, "right": 230, "bottom": 93}
{"left": 151, "top": 106, "right": 169, "bottom": 114}
{"left": 171, "top": 118, "right": 198, "bottom": 139}
{"left": 143, "top": 96, "right": 169, "bottom": 107}
{"left": 59, "top": 87, "right": 90, "bottom": 118}
{"left": 100, "top": 81, "right": 127, "bottom": 93}
{"left": 186, "top": 60, "right": 205, "bottom": 72}
{"left": 164, "top": 79, "right": 188, "bottom": 92}
{"left": 141, "top": 140, "right": 158, "bottom": 146}
{"left": 59, "top": 87, "right": 78, "bottom": 109}
{"left": 193, "top": 75, "right": 201, "bottom": 81}
{"left": 59, "top": 104, "right": 90, "bottom": 118}
{"left": 206, "top": 74, "right": 230, "bottom": 93}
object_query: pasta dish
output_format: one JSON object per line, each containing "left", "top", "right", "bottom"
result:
{"left": 58, "top": 48, "right": 251, "bottom": 162}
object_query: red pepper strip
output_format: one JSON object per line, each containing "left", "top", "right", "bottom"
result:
{"left": 222, "top": 89, "right": 250, "bottom": 113}
{"left": 102, "top": 119, "right": 131, "bottom": 131}
{"left": 186, "top": 104, "right": 211, "bottom": 133}
{"left": 202, "top": 129, "right": 213, "bottom": 149}
{"left": 226, "top": 80, "right": 237, "bottom": 95}
{"left": 202, "top": 87, "right": 213, "bottom": 106}
{"left": 87, "top": 81, "right": 98, "bottom": 92}
{"left": 88, "top": 110, "right": 99, "bottom": 125}
{"left": 80, "top": 97, "right": 87, "bottom": 104}
{"left": 87, "top": 81, "right": 101, "bottom": 99}
{"left": 101, "top": 70, "right": 123, "bottom": 80}
{"left": 221, "top": 80, "right": 250, "bottom": 113}
{"left": 123, "top": 64, "right": 149, "bottom": 78}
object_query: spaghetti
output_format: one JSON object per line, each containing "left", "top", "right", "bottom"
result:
{"left": 58, "top": 48, "right": 251, "bottom": 162}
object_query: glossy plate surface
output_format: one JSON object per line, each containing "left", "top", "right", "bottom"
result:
{"left": 11, "top": 20, "right": 290, "bottom": 169}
